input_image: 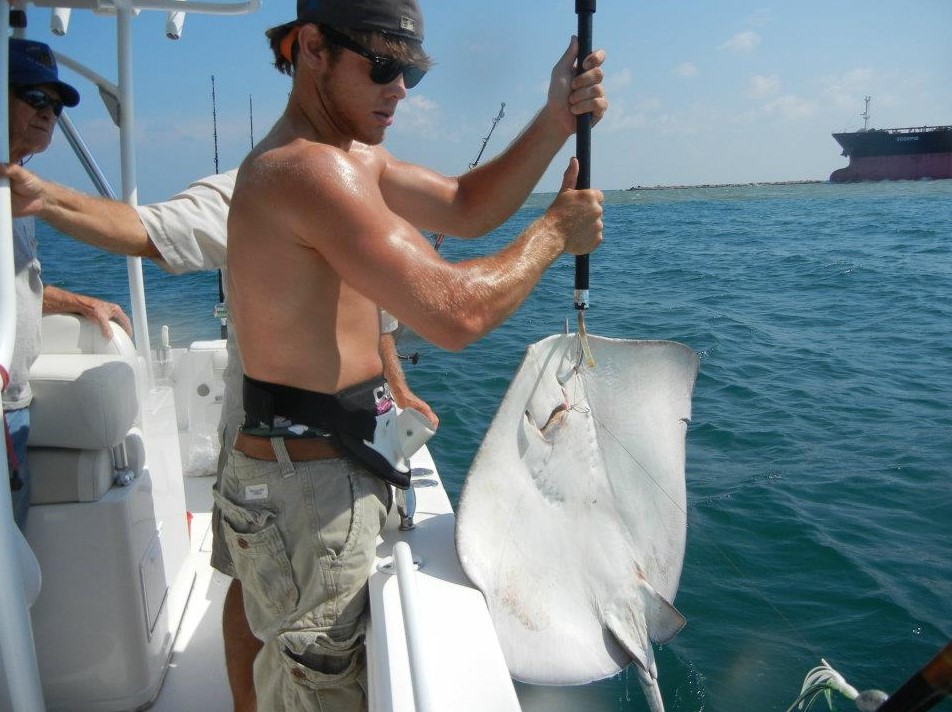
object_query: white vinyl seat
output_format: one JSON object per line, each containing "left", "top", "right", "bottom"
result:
{"left": 22, "top": 314, "right": 183, "bottom": 711}
{"left": 27, "top": 314, "right": 143, "bottom": 503}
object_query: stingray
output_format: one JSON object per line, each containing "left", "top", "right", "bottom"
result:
{"left": 456, "top": 333, "right": 699, "bottom": 712}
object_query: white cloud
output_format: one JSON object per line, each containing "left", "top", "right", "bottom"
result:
{"left": 761, "top": 95, "right": 817, "bottom": 121}
{"left": 818, "top": 68, "right": 877, "bottom": 111}
{"left": 732, "top": 95, "right": 817, "bottom": 124}
{"left": 674, "top": 62, "right": 698, "bottom": 78}
{"left": 601, "top": 97, "right": 703, "bottom": 138}
{"left": 747, "top": 74, "right": 781, "bottom": 98}
{"left": 606, "top": 68, "right": 634, "bottom": 89}
{"left": 394, "top": 94, "right": 442, "bottom": 133}
{"left": 603, "top": 109, "right": 650, "bottom": 131}
{"left": 718, "top": 31, "right": 761, "bottom": 53}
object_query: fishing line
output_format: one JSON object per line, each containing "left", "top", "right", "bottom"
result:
{"left": 574, "top": 359, "right": 823, "bottom": 663}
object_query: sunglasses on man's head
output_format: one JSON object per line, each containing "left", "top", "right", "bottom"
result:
{"left": 12, "top": 86, "right": 65, "bottom": 117}
{"left": 321, "top": 26, "right": 426, "bottom": 89}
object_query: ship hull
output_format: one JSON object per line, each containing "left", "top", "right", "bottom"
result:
{"left": 830, "top": 152, "right": 952, "bottom": 183}
{"left": 830, "top": 126, "right": 952, "bottom": 183}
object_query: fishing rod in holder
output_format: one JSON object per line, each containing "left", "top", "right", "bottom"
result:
{"left": 210, "top": 74, "right": 228, "bottom": 338}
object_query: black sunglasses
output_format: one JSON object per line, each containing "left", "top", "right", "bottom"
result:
{"left": 321, "top": 26, "right": 426, "bottom": 89}
{"left": 12, "top": 86, "right": 65, "bottom": 117}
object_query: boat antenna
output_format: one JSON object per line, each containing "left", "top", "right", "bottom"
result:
{"left": 211, "top": 74, "right": 220, "bottom": 174}
{"left": 862, "top": 95, "right": 871, "bottom": 131}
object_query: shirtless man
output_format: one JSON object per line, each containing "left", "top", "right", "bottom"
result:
{"left": 222, "top": 1, "right": 607, "bottom": 709}
{"left": 0, "top": 162, "right": 433, "bottom": 711}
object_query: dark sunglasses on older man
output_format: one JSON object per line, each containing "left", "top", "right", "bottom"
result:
{"left": 12, "top": 86, "right": 65, "bottom": 117}
{"left": 321, "top": 26, "right": 426, "bottom": 89}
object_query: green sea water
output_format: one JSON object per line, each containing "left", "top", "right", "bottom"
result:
{"left": 40, "top": 180, "right": 952, "bottom": 711}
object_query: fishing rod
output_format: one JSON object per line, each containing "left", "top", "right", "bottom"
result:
{"left": 469, "top": 102, "right": 506, "bottom": 171}
{"left": 788, "top": 640, "right": 952, "bottom": 712}
{"left": 211, "top": 75, "right": 227, "bottom": 338}
{"left": 430, "top": 101, "right": 506, "bottom": 252}
{"left": 211, "top": 74, "right": 220, "bottom": 174}
{"left": 574, "top": 0, "right": 596, "bottom": 368}
{"left": 249, "top": 93, "right": 254, "bottom": 148}
{"left": 395, "top": 102, "right": 507, "bottom": 362}
{"left": 876, "top": 640, "right": 952, "bottom": 712}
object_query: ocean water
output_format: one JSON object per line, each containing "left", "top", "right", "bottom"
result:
{"left": 37, "top": 180, "right": 952, "bottom": 711}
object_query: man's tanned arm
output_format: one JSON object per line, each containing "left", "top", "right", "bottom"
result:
{"left": 378, "top": 37, "right": 607, "bottom": 238}
{"left": 296, "top": 154, "right": 601, "bottom": 352}
{"left": 1, "top": 163, "right": 160, "bottom": 259}
{"left": 42, "top": 284, "right": 133, "bottom": 339}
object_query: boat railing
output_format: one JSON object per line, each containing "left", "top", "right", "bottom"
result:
{"left": 0, "top": 8, "right": 48, "bottom": 709}
{"left": 859, "top": 125, "right": 952, "bottom": 135}
{"left": 0, "top": 1, "right": 261, "bottom": 709}
{"left": 393, "top": 541, "right": 438, "bottom": 712}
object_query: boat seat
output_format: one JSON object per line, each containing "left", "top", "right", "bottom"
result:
{"left": 37, "top": 312, "right": 138, "bottom": 357}
{"left": 26, "top": 315, "right": 143, "bottom": 504}
{"left": 22, "top": 314, "right": 193, "bottom": 711}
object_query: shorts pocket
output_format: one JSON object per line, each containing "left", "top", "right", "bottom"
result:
{"left": 278, "top": 627, "right": 365, "bottom": 689}
{"left": 214, "top": 491, "right": 299, "bottom": 620}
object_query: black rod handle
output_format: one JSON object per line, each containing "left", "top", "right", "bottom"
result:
{"left": 574, "top": 0, "right": 595, "bottom": 310}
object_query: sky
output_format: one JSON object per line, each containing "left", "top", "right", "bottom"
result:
{"left": 17, "top": 0, "right": 952, "bottom": 201}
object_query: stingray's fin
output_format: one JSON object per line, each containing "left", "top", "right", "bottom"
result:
{"left": 642, "top": 580, "right": 686, "bottom": 645}
{"left": 604, "top": 582, "right": 682, "bottom": 712}
{"left": 604, "top": 578, "right": 686, "bottom": 667}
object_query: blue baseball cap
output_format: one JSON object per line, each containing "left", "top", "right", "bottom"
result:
{"left": 9, "top": 38, "right": 80, "bottom": 108}
{"left": 296, "top": 0, "right": 424, "bottom": 43}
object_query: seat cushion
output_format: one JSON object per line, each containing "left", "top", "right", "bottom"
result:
{"left": 39, "top": 313, "right": 136, "bottom": 357}
{"left": 28, "top": 354, "right": 137, "bottom": 449}
{"left": 28, "top": 448, "right": 114, "bottom": 504}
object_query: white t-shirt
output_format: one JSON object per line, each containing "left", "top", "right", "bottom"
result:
{"left": 136, "top": 170, "right": 243, "bottom": 439}
{"left": 4, "top": 217, "right": 43, "bottom": 410}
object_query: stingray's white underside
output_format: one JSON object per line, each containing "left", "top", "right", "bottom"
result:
{"left": 456, "top": 334, "right": 699, "bottom": 710}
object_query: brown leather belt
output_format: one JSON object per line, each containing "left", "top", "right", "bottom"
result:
{"left": 233, "top": 432, "right": 345, "bottom": 461}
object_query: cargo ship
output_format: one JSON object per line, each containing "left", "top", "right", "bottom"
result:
{"left": 830, "top": 97, "right": 952, "bottom": 183}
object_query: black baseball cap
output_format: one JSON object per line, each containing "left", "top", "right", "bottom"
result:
{"left": 8, "top": 38, "right": 80, "bottom": 107}
{"left": 296, "top": 0, "right": 424, "bottom": 43}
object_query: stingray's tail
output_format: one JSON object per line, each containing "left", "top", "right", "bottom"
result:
{"left": 633, "top": 663, "right": 666, "bottom": 712}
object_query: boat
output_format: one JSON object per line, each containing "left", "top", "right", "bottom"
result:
{"left": 0, "top": 1, "right": 519, "bottom": 710}
{"left": 5, "top": 4, "right": 948, "bottom": 711}
{"left": 829, "top": 97, "right": 952, "bottom": 183}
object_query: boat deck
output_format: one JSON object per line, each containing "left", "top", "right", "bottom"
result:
{"left": 150, "top": 447, "right": 521, "bottom": 712}
{"left": 150, "top": 475, "right": 231, "bottom": 711}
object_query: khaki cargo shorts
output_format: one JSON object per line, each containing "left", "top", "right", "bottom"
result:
{"left": 214, "top": 436, "right": 389, "bottom": 711}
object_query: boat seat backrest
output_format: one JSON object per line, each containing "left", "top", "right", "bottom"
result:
{"left": 26, "top": 315, "right": 143, "bottom": 504}
{"left": 39, "top": 313, "right": 137, "bottom": 357}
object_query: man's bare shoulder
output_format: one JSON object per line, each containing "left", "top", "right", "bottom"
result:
{"left": 237, "top": 139, "right": 363, "bottom": 196}
{"left": 230, "top": 138, "right": 395, "bottom": 255}
{"left": 350, "top": 141, "right": 393, "bottom": 174}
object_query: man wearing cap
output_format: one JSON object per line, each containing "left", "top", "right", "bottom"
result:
{"left": 225, "top": 0, "right": 607, "bottom": 708}
{"left": 3, "top": 37, "right": 132, "bottom": 531}
{"left": 1, "top": 157, "right": 437, "bottom": 712}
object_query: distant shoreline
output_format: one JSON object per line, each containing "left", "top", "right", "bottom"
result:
{"left": 626, "top": 179, "right": 825, "bottom": 191}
